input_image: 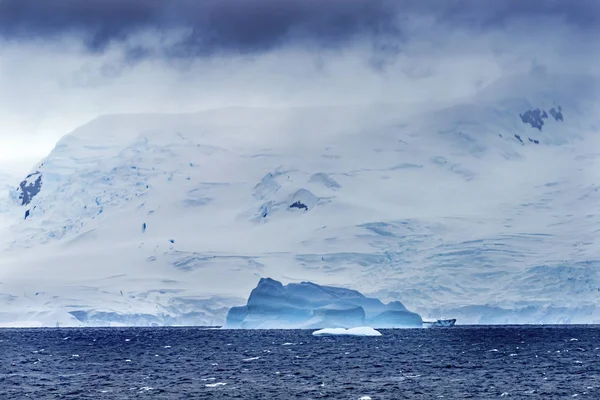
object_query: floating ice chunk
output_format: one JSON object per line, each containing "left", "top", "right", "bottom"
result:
{"left": 359, "top": 396, "right": 373, "bottom": 400}
{"left": 312, "top": 327, "right": 382, "bottom": 336}
{"left": 570, "top": 338, "right": 578, "bottom": 342}
{"left": 163, "top": 345, "right": 171, "bottom": 348}
{"left": 205, "top": 382, "right": 227, "bottom": 388}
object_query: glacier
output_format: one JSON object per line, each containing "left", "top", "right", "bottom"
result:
{"left": 223, "top": 278, "right": 422, "bottom": 329}
{"left": 1, "top": 72, "right": 600, "bottom": 326}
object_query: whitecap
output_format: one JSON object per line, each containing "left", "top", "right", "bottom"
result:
{"left": 242, "top": 356, "right": 261, "bottom": 362}
{"left": 313, "top": 327, "right": 382, "bottom": 337}
{"left": 205, "top": 382, "right": 227, "bottom": 388}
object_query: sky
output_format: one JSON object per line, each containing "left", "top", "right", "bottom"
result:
{"left": 1, "top": 0, "right": 600, "bottom": 162}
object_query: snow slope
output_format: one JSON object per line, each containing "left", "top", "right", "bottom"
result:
{"left": 1, "top": 72, "right": 600, "bottom": 326}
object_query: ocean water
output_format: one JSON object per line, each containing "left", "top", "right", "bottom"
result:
{"left": 1, "top": 326, "right": 600, "bottom": 399}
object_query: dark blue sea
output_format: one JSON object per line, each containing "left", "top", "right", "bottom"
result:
{"left": 2, "top": 326, "right": 600, "bottom": 399}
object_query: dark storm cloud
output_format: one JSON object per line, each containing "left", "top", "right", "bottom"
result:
{"left": 0, "top": 0, "right": 401, "bottom": 56}
{"left": 0, "top": 0, "right": 599, "bottom": 59}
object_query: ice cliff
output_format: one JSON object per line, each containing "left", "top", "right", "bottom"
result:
{"left": 224, "top": 278, "right": 423, "bottom": 329}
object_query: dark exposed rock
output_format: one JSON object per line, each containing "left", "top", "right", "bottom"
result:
{"left": 549, "top": 106, "right": 563, "bottom": 121}
{"left": 514, "top": 134, "right": 524, "bottom": 144}
{"left": 289, "top": 201, "right": 308, "bottom": 211}
{"left": 519, "top": 106, "right": 563, "bottom": 130}
{"left": 519, "top": 109, "right": 545, "bottom": 130}
{"left": 18, "top": 172, "right": 42, "bottom": 206}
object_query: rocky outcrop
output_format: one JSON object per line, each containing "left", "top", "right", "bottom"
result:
{"left": 18, "top": 171, "right": 42, "bottom": 206}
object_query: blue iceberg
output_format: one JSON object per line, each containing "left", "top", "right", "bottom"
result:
{"left": 224, "top": 278, "right": 422, "bottom": 329}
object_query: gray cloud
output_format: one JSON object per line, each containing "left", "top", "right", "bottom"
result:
{"left": 1, "top": 0, "right": 600, "bottom": 162}
{"left": 1, "top": 0, "right": 599, "bottom": 59}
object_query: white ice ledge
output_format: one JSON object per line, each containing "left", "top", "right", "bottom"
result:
{"left": 312, "top": 327, "right": 382, "bottom": 336}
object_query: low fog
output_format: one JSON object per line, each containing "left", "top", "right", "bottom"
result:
{"left": 1, "top": 0, "right": 599, "bottom": 161}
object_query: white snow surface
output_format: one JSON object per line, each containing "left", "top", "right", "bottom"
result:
{"left": 1, "top": 73, "right": 600, "bottom": 326}
{"left": 312, "top": 327, "right": 382, "bottom": 336}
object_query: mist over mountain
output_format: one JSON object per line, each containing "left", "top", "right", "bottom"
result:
{"left": 1, "top": 1, "right": 600, "bottom": 327}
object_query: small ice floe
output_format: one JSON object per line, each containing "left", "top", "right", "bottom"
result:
{"left": 312, "top": 327, "right": 382, "bottom": 336}
{"left": 359, "top": 396, "right": 373, "bottom": 400}
{"left": 570, "top": 338, "right": 578, "bottom": 342}
{"left": 125, "top": 359, "right": 132, "bottom": 362}
{"left": 163, "top": 346, "right": 172, "bottom": 349}
{"left": 242, "top": 356, "right": 261, "bottom": 362}
{"left": 205, "top": 382, "right": 227, "bottom": 388}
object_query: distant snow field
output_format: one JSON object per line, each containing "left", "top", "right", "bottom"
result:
{"left": 1, "top": 73, "right": 600, "bottom": 327}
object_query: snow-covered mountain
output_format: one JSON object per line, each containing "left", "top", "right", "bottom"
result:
{"left": 1, "top": 72, "right": 600, "bottom": 327}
